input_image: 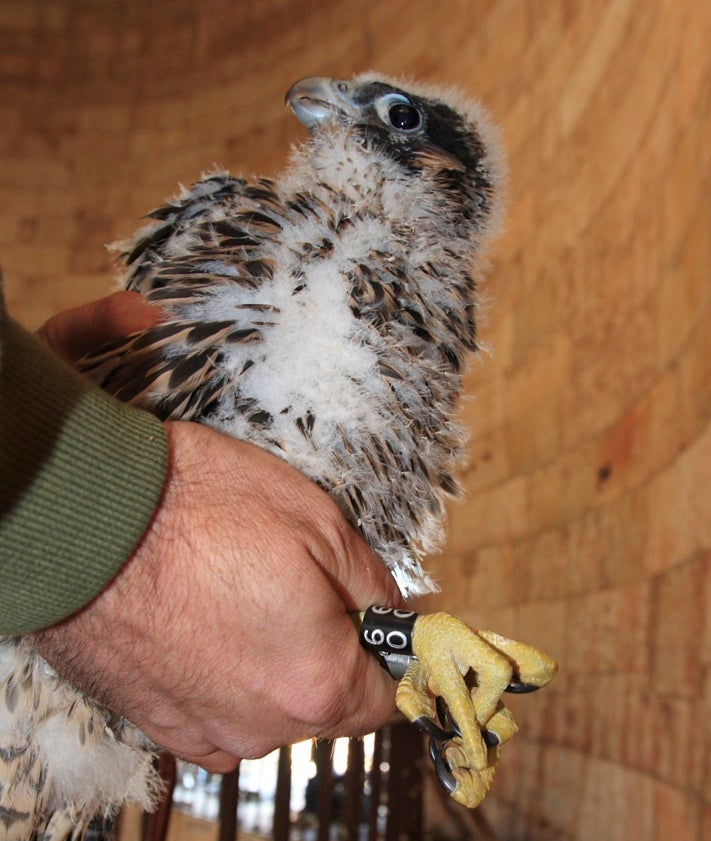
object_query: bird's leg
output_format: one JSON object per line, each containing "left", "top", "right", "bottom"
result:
{"left": 357, "top": 607, "right": 557, "bottom": 808}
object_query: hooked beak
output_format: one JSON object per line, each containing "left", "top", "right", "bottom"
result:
{"left": 285, "top": 77, "right": 359, "bottom": 130}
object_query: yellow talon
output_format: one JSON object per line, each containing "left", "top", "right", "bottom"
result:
{"left": 442, "top": 741, "right": 498, "bottom": 808}
{"left": 484, "top": 704, "right": 518, "bottom": 747}
{"left": 393, "top": 611, "right": 557, "bottom": 808}
{"left": 476, "top": 628, "right": 558, "bottom": 691}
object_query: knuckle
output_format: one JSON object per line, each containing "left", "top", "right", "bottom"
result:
{"left": 308, "top": 666, "right": 352, "bottom": 726}
{"left": 297, "top": 651, "right": 360, "bottom": 731}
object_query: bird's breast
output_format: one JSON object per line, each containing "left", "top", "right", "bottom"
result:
{"left": 208, "top": 245, "right": 391, "bottom": 471}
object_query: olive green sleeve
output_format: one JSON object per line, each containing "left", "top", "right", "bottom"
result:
{"left": 0, "top": 307, "right": 169, "bottom": 634}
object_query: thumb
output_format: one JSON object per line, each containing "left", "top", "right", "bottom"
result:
{"left": 36, "top": 291, "right": 162, "bottom": 364}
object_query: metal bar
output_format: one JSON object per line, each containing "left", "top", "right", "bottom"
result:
{"left": 314, "top": 740, "right": 335, "bottom": 841}
{"left": 343, "top": 738, "right": 365, "bottom": 841}
{"left": 218, "top": 767, "right": 240, "bottom": 841}
{"left": 141, "top": 755, "right": 177, "bottom": 841}
{"left": 273, "top": 747, "right": 292, "bottom": 841}
{"left": 385, "top": 722, "right": 423, "bottom": 841}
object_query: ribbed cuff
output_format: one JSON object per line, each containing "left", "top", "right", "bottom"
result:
{"left": 0, "top": 318, "right": 169, "bottom": 633}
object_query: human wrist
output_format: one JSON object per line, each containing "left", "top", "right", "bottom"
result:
{"left": 0, "top": 319, "right": 169, "bottom": 633}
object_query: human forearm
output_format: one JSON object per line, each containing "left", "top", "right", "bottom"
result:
{"left": 0, "top": 314, "right": 168, "bottom": 633}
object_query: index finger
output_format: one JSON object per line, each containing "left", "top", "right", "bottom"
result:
{"left": 309, "top": 509, "right": 406, "bottom": 614}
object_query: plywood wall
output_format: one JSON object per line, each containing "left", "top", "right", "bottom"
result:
{"left": 1, "top": 2, "right": 709, "bottom": 839}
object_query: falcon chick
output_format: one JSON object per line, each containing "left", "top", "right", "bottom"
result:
{"left": 95, "top": 74, "right": 506, "bottom": 598}
{"left": 0, "top": 74, "right": 555, "bottom": 837}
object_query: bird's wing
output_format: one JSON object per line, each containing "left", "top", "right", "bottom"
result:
{"left": 115, "top": 172, "right": 283, "bottom": 293}
{"left": 82, "top": 174, "right": 285, "bottom": 421}
{"left": 79, "top": 314, "right": 269, "bottom": 422}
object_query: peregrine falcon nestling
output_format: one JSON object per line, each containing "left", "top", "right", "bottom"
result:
{"left": 0, "top": 75, "right": 555, "bottom": 838}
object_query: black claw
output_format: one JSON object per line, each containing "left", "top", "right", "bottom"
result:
{"left": 436, "top": 695, "right": 462, "bottom": 738}
{"left": 428, "top": 735, "right": 439, "bottom": 764}
{"left": 415, "top": 715, "right": 456, "bottom": 741}
{"left": 431, "top": 741, "right": 458, "bottom": 794}
{"left": 483, "top": 729, "right": 501, "bottom": 748}
{"left": 505, "top": 678, "right": 541, "bottom": 694}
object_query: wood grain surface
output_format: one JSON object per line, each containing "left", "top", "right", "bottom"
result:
{"left": 1, "top": 2, "right": 709, "bottom": 838}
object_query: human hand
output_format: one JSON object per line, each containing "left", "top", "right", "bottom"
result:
{"left": 31, "top": 294, "right": 402, "bottom": 773}
{"left": 35, "top": 290, "right": 161, "bottom": 363}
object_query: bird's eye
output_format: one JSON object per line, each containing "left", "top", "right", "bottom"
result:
{"left": 388, "top": 103, "right": 421, "bottom": 131}
{"left": 375, "top": 93, "right": 423, "bottom": 133}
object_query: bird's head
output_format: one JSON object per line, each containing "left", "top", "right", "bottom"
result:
{"left": 285, "top": 74, "right": 505, "bottom": 247}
